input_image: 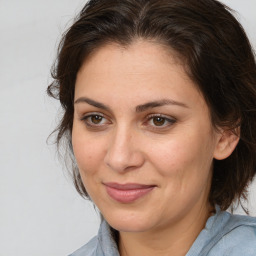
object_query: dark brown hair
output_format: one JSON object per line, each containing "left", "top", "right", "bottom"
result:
{"left": 48, "top": 0, "right": 256, "bottom": 211}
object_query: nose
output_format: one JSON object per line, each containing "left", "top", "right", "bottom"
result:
{"left": 104, "top": 125, "right": 145, "bottom": 173}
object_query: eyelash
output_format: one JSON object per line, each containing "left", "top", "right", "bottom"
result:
{"left": 80, "top": 113, "right": 176, "bottom": 130}
{"left": 80, "top": 112, "right": 110, "bottom": 128}
{"left": 145, "top": 114, "right": 176, "bottom": 130}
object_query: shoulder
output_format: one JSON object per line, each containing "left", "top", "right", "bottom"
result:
{"left": 68, "top": 236, "right": 98, "bottom": 256}
{"left": 68, "top": 220, "right": 119, "bottom": 256}
{"left": 209, "top": 213, "right": 256, "bottom": 256}
{"left": 188, "top": 209, "right": 256, "bottom": 256}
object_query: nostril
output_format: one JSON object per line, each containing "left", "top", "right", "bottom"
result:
{"left": 103, "top": 128, "right": 145, "bottom": 172}
{"left": 104, "top": 147, "right": 144, "bottom": 173}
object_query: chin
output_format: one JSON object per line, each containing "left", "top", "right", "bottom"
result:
{"left": 103, "top": 210, "right": 155, "bottom": 233}
{"left": 109, "top": 220, "right": 151, "bottom": 233}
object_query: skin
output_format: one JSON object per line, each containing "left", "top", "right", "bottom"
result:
{"left": 72, "top": 40, "right": 239, "bottom": 256}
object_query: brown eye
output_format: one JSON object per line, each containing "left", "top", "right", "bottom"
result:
{"left": 152, "top": 117, "right": 166, "bottom": 126}
{"left": 81, "top": 113, "right": 111, "bottom": 129}
{"left": 90, "top": 115, "right": 103, "bottom": 124}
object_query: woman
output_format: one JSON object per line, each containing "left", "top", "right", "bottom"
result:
{"left": 48, "top": 0, "right": 256, "bottom": 255}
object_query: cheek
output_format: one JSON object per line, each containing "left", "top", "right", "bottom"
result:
{"left": 72, "top": 127, "right": 106, "bottom": 177}
{"left": 72, "top": 133, "right": 107, "bottom": 201}
{"left": 147, "top": 138, "right": 197, "bottom": 174}
{"left": 146, "top": 131, "right": 215, "bottom": 185}
{"left": 146, "top": 135, "right": 214, "bottom": 210}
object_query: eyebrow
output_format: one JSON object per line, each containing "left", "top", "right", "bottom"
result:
{"left": 74, "top": 97, "right": 188, "bottom": 112}
{"left": 135, "top": 99, "right": 188, "bottom": 112}
{"left": 74, "top": 97, "right": 111, "bottom": 111}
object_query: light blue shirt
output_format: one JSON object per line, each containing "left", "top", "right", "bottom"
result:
{"left": 69, "top": 207, "right": 256, "bottom": 255}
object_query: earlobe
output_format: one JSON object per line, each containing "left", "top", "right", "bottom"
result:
{"left": 214, "top": 128, "right": 240, "bottom": 160}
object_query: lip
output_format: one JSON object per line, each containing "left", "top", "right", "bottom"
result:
{"left": 103, "top": 182, "right": 156, "bottom": 203}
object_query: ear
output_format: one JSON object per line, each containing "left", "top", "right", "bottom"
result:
{"left": 214, "top": 128, "right": 240, "bottom": 160}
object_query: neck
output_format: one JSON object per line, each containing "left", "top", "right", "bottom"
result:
{"left": 118, "top": 203, "right": 214, "bottom": 256}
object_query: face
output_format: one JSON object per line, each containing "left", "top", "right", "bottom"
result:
{"left": 72, "top": 40, "right": 221, "bottom": 233}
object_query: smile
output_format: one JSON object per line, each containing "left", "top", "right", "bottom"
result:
{"left": 103, "top": 183, "right": 156, "bottom": 203}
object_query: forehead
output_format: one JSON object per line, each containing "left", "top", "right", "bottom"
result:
{"left": 75, "top": 40, "right": 205, "bottom": 110}
{"left": 78, "top": 40, "right": 183, "bottom": 76}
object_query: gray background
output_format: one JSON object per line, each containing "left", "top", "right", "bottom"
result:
{"left": 0, "top": 0, "right": 255, "bottom": 255}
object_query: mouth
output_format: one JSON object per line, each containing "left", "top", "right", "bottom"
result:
{"left": 103, "top": 182, "right": 156, "bottom": 203}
